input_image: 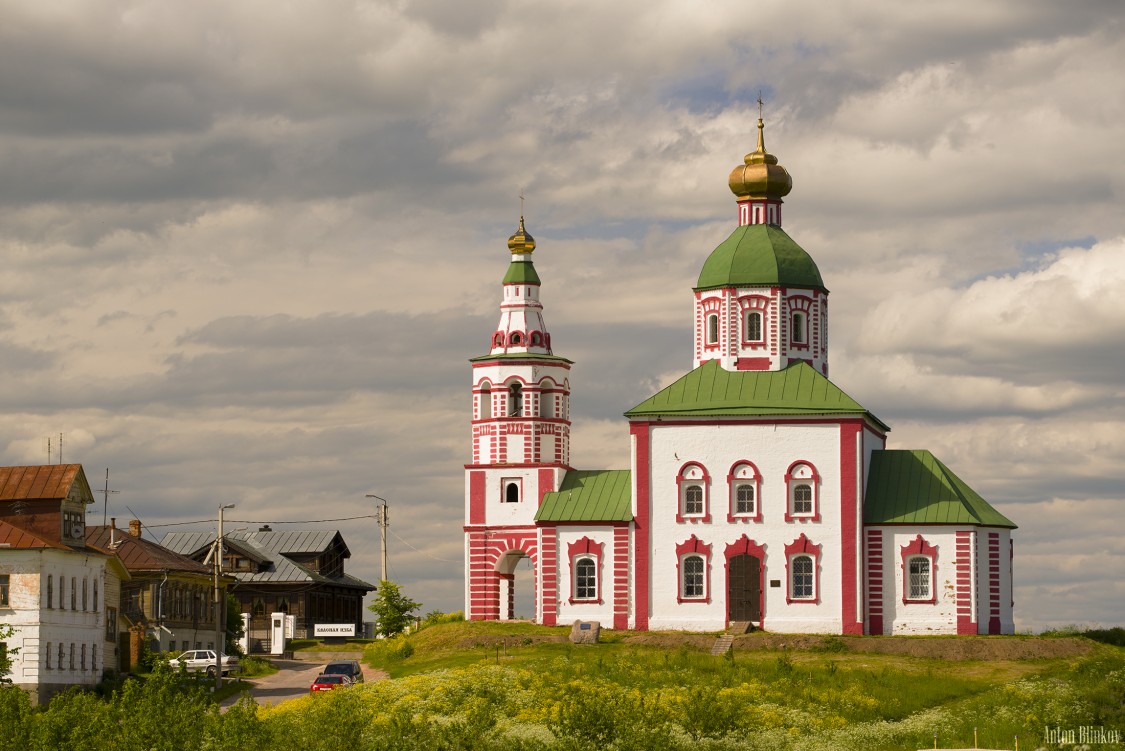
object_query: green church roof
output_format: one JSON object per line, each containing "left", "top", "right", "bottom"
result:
{"left": 625, "top": 360, "right": 886, "bottom": 429}
{"left": 503, "top": 259, "right": 541, "bottom": 285}
{"left": 696, "top": 224, "right": 824, "bottom": 291}
{"left": 864, "top": 450, "right": 1016, "bottom": 528}
{"left": 536, "top": 470, "right": 632, "bottom": 523}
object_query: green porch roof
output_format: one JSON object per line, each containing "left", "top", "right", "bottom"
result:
{"left": 536, "top": 470, "right": 632, "bottom": 523}
{"left": 864, "top": 450, "right": 1016, "bottom": 528}
{"left": 502, "top": 259, "right": 541, "bottom": 285}
{"left": 625, "top": 360, "right": 887, "bottom": 429}
{"left": 696, "top": 224, "right": 824, "bottom": 291}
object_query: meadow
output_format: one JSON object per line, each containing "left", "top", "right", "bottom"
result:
{"left": 0, "top": 621, "right": 1121, "bottom": 751}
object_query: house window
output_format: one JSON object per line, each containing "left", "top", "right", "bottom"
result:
{"left": 682, "top": 556, "right": 705, "bottom": 598}
{"left": 676, "top": 463, "right": 711, "bottom": 522}
{"left": 93, "top": 580, "right": 98, "bottom": 611}
{"left": 69, "top": 643, "right": 75, "bottom": 670}
{"left": 503, "top": 479, "right": 521, "bottom": 503}
{"left": 0, "top": 574, "right": 8, "bottom": 607}
{"left": 791, "top": 312, "right": 806, "bottom": 344}
{"left": 59, "top": 577, "right": 65, "bottom": 610}
{"left": 92, "top": 644, "right": 97, "bottom": 672}
{"left": 277, "top": 597, "right": 290, "bottom": 613}
{"left": 574, "top": 558, "right": 596, "bottom": 600}
{"left": 81, "top": 643, "right": 87, "bottom": 670}
{"left": 791, "top": 555, "right": 814, "bottom": 599}
{"left": 47, "top": 575, "right": 53, "bottom": 608}
{"left": 46, "top": 642, "right": 52, "bottom": 669}
{"left": 106, "top": 607, "right": 117, "bottom": 640}
{"left": 508, "top": 383, "right": 523, "bottom": 416}
{"left": 908, "top": 557, "right": 931, "bottom": 600}
{"left": 784, "top": 461, "right": 821, "bottom": 521}
{"left": 71, "top": 577, "right": 77, "bottom": 610}
{"left": 252, "top": 598, "right": 265, "bottom": 617}
{"left": 784, "top": 533, "right": 821, "bottom": 603}
{"left": 58, "top": 643, "right": 65, "bottom": 669}
{"left": 82, "top": 578, "right": 88, "bottom": 610}
{"left": 706, "top": 314, "right": 719, "bottom": 345}
{"left": 744, "top": 310, "right": 762, "bottom": 342}
{"left": 727, "top": 461, "right": 763, "bottom": 522}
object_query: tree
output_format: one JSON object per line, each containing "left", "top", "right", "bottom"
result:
{"left": 367, "top": 580, "right": 420, "bottom": 637}
{"left": 225, "top": 592, "right": 245, "bottom": 655}
{"left": 0, "top": 623, "right": 17, "bottom": 684}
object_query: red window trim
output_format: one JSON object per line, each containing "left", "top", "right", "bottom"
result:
{"left": 900, "top": 534, "right": 938, "bottom": 605}
{"left": 676, "top": 461, "right": 711, "bottom": 523}
{"left": 783, "top": 460, "right": 821, "bottom": 522}
{"left": 726, "top": 460, "right": 763, "bottom": 523}
{"left": 784, "top": 533, "right": 821, "bottom": 604}
{"left": 700, "top": 297, "right": 723, "bottom": 352}
{"left": 738, "top": 295, "right": 771, "bottom": 349}
{"left": 676, "top": 535, "right": 712, "bottom": 603}
{"left": 567, "top": 536, "right": 604, "bottom": 605}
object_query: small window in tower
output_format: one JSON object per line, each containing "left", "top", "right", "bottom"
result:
{"left": 510, "top": 332, "right": 523, "bottom": 346}
{"left": 706, "top": 314, "right": 719, "bottom": 345}
{"left": 480, "top": 385, "right": 492, "bottom": 419}
{"left": 531, "top": 332, "right": 542, "bottom": 346}
{"left": 792, "top": 312, "right": 806, "bottom": 344}
{"left": 505, "top": 482, "right": 520, "bottom": 503}
{"left": 508, "top": 383, "right": 523, "bottom": 417}
{"left": 493, "top": 333, "right": 504, "bottom": 347}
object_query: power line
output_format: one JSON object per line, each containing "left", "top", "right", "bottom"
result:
{"left": 389, "top": 527, "right": 460, "bottom": 564}
{"left": 144, "top": 515, "right": 381, "bottom": 529}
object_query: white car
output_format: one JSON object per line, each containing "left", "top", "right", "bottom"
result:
{"left": 167, "top": 649, "right": 240, "bottom": 677}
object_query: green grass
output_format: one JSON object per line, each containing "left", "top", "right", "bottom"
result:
{"left": 287, "top": 639, "right": 374, "bottom": 652}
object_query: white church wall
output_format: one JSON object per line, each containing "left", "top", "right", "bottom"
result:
{"left": 875, "top": 526, "right": 961, "bottom": 635}
{"left": 555, "top": 526, "right": 618, "bottom": 626}
{"left": 644, "top": 421, "right": 846, "bottom": 632}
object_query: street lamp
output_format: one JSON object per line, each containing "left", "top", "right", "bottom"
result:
{"left": 214, "top": 503, "right": 235, "bottom": 691}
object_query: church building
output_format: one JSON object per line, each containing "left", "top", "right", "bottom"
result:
{"left": 463, "top": 118, "right": 1016, "bottom": 635}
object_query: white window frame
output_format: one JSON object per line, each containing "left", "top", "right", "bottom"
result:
{"left": 680, "top": 555, "right": 706, "bottom": 599}
{"left": 907, "top": 556, "right": 931, "bottom": 601}
{"left": 789, "top": 554, "right": 815, "bottom": 600}
{"left": 573, "top": 556, "right": 597, "bottom": 601}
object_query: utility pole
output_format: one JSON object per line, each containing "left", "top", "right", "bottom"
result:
{"left": 214, "top": 503, "right": 234, "bottom": 691}
{"left": 365, "top": 494, "right": 389, "bottom": 581}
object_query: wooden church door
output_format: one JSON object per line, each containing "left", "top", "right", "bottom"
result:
{"left": 728, "top": 554, "right": 761, "bottom": 622}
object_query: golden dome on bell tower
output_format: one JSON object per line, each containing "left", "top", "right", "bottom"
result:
{"left": 728, "top": 117, "right": 793, "bottom": 201}
{"left": 507, "top": 216, "right": 536, "bottom": 255}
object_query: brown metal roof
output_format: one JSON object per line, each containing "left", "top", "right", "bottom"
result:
{"left": 86, "top": 525, "right": 211, "bottom": 574}
{"left": 0, "top": 464, "right": 90, "bottom": 502}
{"left": 0, "top": 519, "right": 69, "bottom": 550}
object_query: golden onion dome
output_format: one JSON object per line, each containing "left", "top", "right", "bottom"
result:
{"left": 507, "top": 216, "right": 536, "bottom": 254}
{"left": 728, "top": 118, "right": 793, "bottom": 200}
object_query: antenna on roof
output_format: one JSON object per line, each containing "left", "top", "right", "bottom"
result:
{"left": 101, "top": 468, "right": 120, "bottom": 526}
{"left": 47, "top": 436, "right": 51, "bottom": 464}
{"left": 59, "top": 433, "right": 63, "bottom": 464}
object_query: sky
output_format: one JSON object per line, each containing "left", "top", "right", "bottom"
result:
{"left": 0, "top": 0, "right": 1122, "bottom": 632}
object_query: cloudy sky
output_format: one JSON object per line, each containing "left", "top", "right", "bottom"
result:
{"left": 1, "top": 0, "right": 1122, "bottom": 631}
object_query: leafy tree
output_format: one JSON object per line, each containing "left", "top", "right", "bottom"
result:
{"left": 0, "top": 623, "right": 17, "bottom": 684}
{"left": 225, "top": 592, "right": 245, "bottom": 655}
{"left": 367, "top": 580, "right": 420, "bottom": 637}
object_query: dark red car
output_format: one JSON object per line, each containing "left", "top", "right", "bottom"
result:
{"left": 309, "top": 673, "right": 350, "bottom": 693}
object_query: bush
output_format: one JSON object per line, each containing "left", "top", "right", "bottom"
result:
{"left": 1084, "top": 626, "right": 1125, "bottom": 647}
{"left": 364, "top": 635, "right": 414, "bottom": 668}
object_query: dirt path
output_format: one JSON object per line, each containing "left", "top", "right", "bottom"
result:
{"left": 221, "top": 658, "right": 388, "bottom": 709}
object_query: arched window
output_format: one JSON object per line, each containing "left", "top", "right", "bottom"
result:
{"left": 508, "top": 383, "right": 523, "bottom": 417}
{"left": 505, "top": 482, "right": 520, "bottom": 503}
{"left": 790, "top": 555, "right": 814, "bottom": 599}
{"left": 744, "top": 310, "right": 762, "bottom": 342}
{"left": 728, "top": 461, "right": 763, "bottom": 522}
{"left": 681, "top": 555, "right": 705, "bottom": 598}
{"left": 574, "top": 557, "right": 597, "bottom": 601}
{"left": 908, "top": 557, "right": 931, "bottom": 600}
{"left": 676, "top": 462, "right": 710, "bottom": 522}
{"left": 541, "top": 391, "right": 554, "bottom": 418}
{"left": 706, "top": 314, "right": 719, "bottom": 344}
{"left": 480, "top": 384, "right": 492, "bottom": 419}
{"left": 493, "top": 332, "right": 504, "bottom": 348}
{"left": 510, "top": 332, "right": 523, "bottom": 346}
{"left": 735, "top": 484, "right": 755, "bottom": 515}
{"left": 530, "top": 332, "right": 542, "bottom": 346}
{"left": 791, "top": 312, "right": 806, "bottom": 344}
{"left": 785, "top": 461, "right": 820, "bottom": 521}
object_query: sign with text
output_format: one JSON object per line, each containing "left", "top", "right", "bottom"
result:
{"left": 314, "top": 623, "right": 356, "bottom": 637}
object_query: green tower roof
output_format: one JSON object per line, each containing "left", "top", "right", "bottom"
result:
{"left": 864, "top": 450, "right": 1016, "bottom": 528}
{"left": 696, "top": 224, "right": 824, "bottom": 291}
{"left": 502, "top": 259, "right": 540, "bottom": 285}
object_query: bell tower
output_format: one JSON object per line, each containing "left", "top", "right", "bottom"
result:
{"left": 464, "top": 217, "right": 572, "bottom": 621}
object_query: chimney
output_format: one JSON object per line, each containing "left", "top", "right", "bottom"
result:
{"left": 129, "top": 519, "right": 142, "bottom": 537}
{"left": 110, "top": 517, "right": 116, "bottom": 547}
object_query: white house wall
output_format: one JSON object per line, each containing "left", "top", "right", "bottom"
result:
{"left": 645, "top": 421, "right": 847, "bottom": 633}
{"left": 554, "top": 525, "right": 619, "bottom": 626}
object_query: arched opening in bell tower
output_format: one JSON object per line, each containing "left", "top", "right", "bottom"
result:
{"left": 495, "top": 549, "right": 536, "bottom": 621}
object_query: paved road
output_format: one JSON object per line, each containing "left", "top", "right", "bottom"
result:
{"left": 221, "top": 658, "right": 385, "bottom": 709}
